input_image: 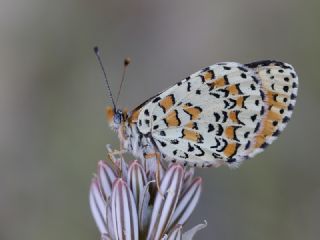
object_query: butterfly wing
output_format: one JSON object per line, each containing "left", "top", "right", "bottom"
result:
{"left": 137, "top": 61, "right": 298, "bottom": 167}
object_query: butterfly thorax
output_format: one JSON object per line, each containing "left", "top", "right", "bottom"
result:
{"left": 106, "top": 106, "right": 159, "bottom": 161}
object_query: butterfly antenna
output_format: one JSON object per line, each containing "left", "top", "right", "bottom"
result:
{"left": 93, "top": 46, "right": 116, "bottom": 110}
{"left": 116, "top": 57, "right": 131, "bottom": 106}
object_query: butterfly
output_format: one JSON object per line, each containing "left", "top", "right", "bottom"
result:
{"left": 94, "top": 48, "right": 298, "bottom": 168}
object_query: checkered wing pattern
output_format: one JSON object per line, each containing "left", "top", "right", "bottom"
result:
{"left": 136, "top": 61, "right": 298, "bottom": 167}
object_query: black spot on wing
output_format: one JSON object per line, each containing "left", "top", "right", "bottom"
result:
{"left": 187, "top": 82, "right": 191, "bottom": 92}
{"left": 227, "top": 158, "right": 237, "bottom": 163}
{"left": 214, "top": 112, "right": 220, "bottom": 122}
{"left": 228, "top": 99, "right": 237, "bottom": 109}
{"left": 272, "top": 130, "right": 280, "bottom": 136}
{"left": 210, "top": 137, "right": 221, "bottom": 149}
{"left": 157, "top": 140, "right": 167, "bottom": 147}
{"left": 217, "top": 124, "right": 223, "bottom": 136}
{"left": 222, "top": 111, "right": 228, "bottom": 123}
{"left": 194, "top": 144, "right": 205, "bottom": 157}
{"left": 208, "top": 124, "right": 215, "bottom": 132}
{"left": 152, "top": 96, "right": 161, "bottom": 103}
{"left": 283, "top": 116, "right": 290, "bottom": 123}
{"left": 210, "top": 92, "right": 220, "bottom": 98}
{"left": 245, "top": 140, "right": 251, "bottom": 150}
{"left": 223, "top": 75, "right": 229, "bottom": 84}
{"left": 241, "top": 73, "right": 247, "bottom": 79}
{"left": 188, "top": 142, "right": 194, "bottom": 152}
{"left": 235, "top": 83, "right": 244, "bottom": 94}
{"left": 254, "top": 122, "right": 261, "bottom": 133}
{"left": 170, "top": 139, "right": 179, "bottom": 144}
{"left": 251, "top": 114, "right": 257, "bottom": 122}
{"left": 238, "top": 66, "right": 249, "bottom": 72}
{"left": 292, "top": 82, "right": 297, "bottom": 88}
{"left": 179, "top": 152, "right": 189, "bottom": 159}
{"left": 252, "top": 76, "right": 259, "bottom": 84}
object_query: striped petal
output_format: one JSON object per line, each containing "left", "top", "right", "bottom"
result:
{"left": 98, "top": 160, "right": 117, "bottom": 200}
{"left": 100, "top": 233, "right": 112, "bottom": 240}
{"left": 128, "top": 160, "right": 147, "bottom": 207}
{"left": 168, "top": 177, "right": 202, "bottom": 231}
{"left": 181, "top": 221, "right": 207, "bottom": 240}
{"left": 167, "top": 225, "right": 182, "bottom": 240}
{"left": 147, "top": 164, "right": 184, "bottom": 240}
{"left": 138, "top": 181, "right": 153, "bottom": 236}
{"left": 181, "top": 168, "right": 194, "bottom": 193}
{"left": 111, "top": 179, "right": 139, "bottom": 240}
{"left": 89, "top": 177, "right": 107, "bottom": 234}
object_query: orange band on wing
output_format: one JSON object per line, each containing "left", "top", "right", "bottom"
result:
{"left": 208, "top": 77, "right": 226, "bottom": 89}
{"left": 165, "top": 110, "right": 180, "bottom": 127}
{"left": 253, "top": 90, "right": 286, "bottom": 148}
{"left": 228, "top": 85, "right": 239, "bottom": 95}
{"left": 182, "top": 128, "right": 202, "bottom": 142}
{"left": 236, "top": 96, "right": 245, "bottom": 108}
{"left": 223, "top": 143, "right": 239, "bottom": 158}
{"left": 182, "top": 105, "right": 202, "bottom": 120}
{"left": 225, "top": 126, "right": 236, "bottom": 140}
{"left": 159, "top": 95, "right": 175, "bottom": 113}
{"left": 229, "top": 111, "right": 239, "bottom": 123}
{"left": 203, "top": 71, "right": 214, "bottom": 81}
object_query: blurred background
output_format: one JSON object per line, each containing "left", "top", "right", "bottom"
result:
{"left": 0, "top": 0, "right": 319, "bottom": 239}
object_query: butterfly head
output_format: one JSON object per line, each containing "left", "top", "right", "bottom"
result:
{"left": 105, "top": 106, "right": 127, "bottom": 131}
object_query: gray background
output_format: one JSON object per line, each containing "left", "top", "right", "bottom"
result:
{"left": 1, "top": 0, "right": 319, "bottom": 239}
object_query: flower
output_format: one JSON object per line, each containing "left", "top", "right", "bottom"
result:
{"left": 89, "top": 146, "right": 206, "bottom": 240}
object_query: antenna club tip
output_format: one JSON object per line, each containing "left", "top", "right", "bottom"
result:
{"left": 124, "top": 57, "right": 131, "bottom": 66}
{"left": 93, "top": 46, "right": 99, "bottom": 54}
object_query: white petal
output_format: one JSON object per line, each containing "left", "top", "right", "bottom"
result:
{"left": 181, "top": 168, "right": 194, "bottom": 193}
{"left": 89, "top": 178, "right": 107, "bottom": 234}
{"left": 138, "top": 181, "right": 154, "bottom": 234}
{"left": 147, "top": 165, "right": 184, "bottom": 240}
{"left": 98, "top": 160, "right": 117, "bottom": 200}
{"left": 168, "top": 177, "right": 202, "bottom": 230}
{"left": 167, "top": 225, "right": 182, "bottom": 240}
{"left": 106, "top": 204, "right": 116, "bottom": 239}
{"left": 181, "top": 221, "right": 207, "bottom": 240}
{"left": 128, "top": 160, "right": 147, "bottom": 207}
{"left": 111, "top": 179, "right": 139, "bottom": 240}
{"left": 100, "top": 233, "right": 112, "bottom": 240}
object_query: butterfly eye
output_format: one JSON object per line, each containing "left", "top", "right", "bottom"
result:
{"left": 114, "top": 110, "right": 123, "bottom": 125}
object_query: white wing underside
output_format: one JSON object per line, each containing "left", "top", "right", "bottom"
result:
{"left": 136, "top": 61, "right": 298, "bottom": 167}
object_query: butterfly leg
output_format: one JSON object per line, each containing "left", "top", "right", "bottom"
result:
{"left": 105, "top": 144, "right": 127, "bottom": 176}
{"left": 106, "top": 148, "right": 127, "bottom": 162}
{"left": 143, "top": 151, "right": 164, "bottom": 197}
